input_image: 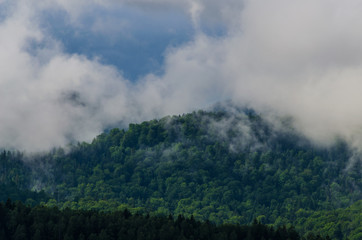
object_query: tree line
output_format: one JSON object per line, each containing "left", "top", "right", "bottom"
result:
{"left": 0, "top": 199, "right": 331, "bottom": 240}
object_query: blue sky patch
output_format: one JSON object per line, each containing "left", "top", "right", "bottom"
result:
{"left": 38, "top": 5, "right": 195, "bottom": 81}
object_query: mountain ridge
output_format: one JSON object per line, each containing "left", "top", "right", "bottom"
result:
{"left": 0, "top": 109, "right": 361, "bottom": 239}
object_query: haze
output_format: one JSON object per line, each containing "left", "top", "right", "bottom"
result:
{"left": 1, "top": 0, "right": 362, "bottom": 153}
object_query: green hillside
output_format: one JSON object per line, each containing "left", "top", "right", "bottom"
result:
{"left": 0, "top": 109, "right": 361, "bottom": 239}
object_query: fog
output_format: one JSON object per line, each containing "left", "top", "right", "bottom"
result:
{"left": 1, "top": 0, "right": 362, "bottom": 155}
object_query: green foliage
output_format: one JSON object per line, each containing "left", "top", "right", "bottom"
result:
{"left": 0, "top": 151, "right": 49, "bottom": 205}
{"left": 295, "top": 200, "right": 362, "bottom": 240}
{"left": 0, "top": 110, "right": 361, "bottom": 239}
{"left": 0, "top": 200, "right": 330, "bottom": 240}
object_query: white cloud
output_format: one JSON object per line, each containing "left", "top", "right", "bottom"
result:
{"left": 2, "top": 0, "right": 362, "bottom": 155}
{"left": 153, "top": 0, "right": 362, "bottom": 151}
{"left": 223, "top": 0, "right": 362, "bottom": 147}
{"left": 0, "top": 1, "right": 132, "bottom": 151}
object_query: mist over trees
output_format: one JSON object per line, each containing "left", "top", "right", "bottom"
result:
{"left": 0, "top": 109, "right": 361, "bottom": 239}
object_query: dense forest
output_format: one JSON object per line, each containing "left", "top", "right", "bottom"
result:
{"left": 0, "top": 108, "right": 361, "bottom": 239}
{"left": 0, "top": 199, "right": 331, "bottom": 240}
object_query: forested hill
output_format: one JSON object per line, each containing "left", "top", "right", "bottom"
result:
{"left": 0, "top": 109, "right": 361, "bottom": 239}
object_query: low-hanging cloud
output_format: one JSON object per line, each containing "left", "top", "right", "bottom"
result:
{"left": 2, "top": 0, "right": 362, "bottom": 154}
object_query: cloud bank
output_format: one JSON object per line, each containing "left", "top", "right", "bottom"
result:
{"left": 2, "top": 0, "right": 362, "bottom": 153}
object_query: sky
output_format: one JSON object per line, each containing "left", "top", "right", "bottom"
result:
{"left": 2, "top": 0, "right": 362, "bottom": 153}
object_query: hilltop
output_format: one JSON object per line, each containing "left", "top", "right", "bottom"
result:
{"left": 0, "top": 109, "right": 361, "bottom": 239}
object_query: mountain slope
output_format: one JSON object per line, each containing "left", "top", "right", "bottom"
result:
{"left": 1, "top": 109, "right": 361, "bottom": 239}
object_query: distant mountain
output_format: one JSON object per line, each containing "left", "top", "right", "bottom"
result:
{"left": 0, "top": 109, "right": 361, "bottom": 239}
